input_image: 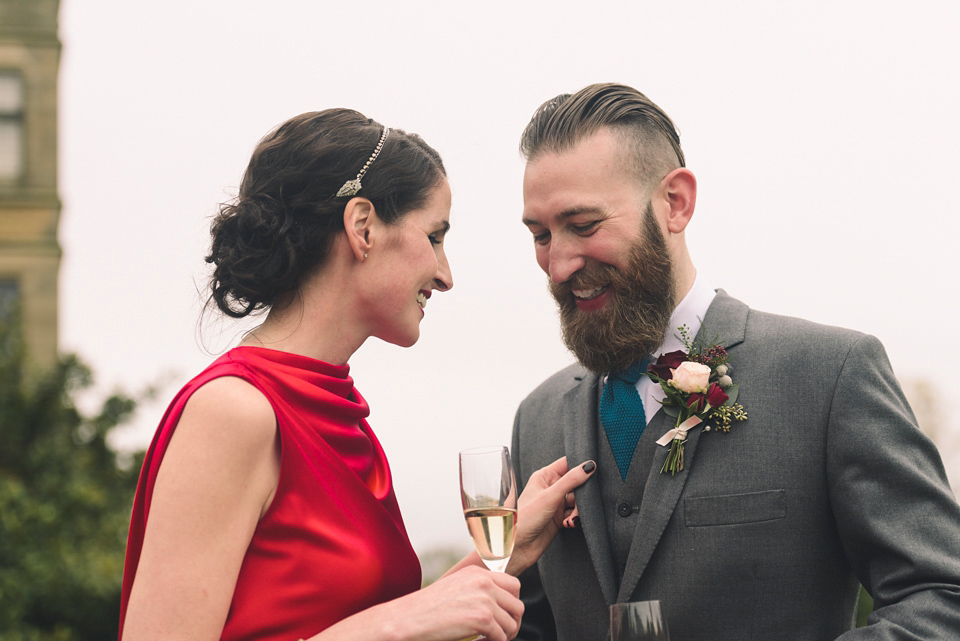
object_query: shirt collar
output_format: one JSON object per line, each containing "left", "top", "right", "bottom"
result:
{"left": 654, "top": 272, "right": 716, "bottom": 359}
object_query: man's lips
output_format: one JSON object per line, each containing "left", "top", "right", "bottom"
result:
{"left": 571, "top": 285, "right": 608, "bottom": 301}
{"left": 571, "top": 285, "right": 610, "bottom": 311}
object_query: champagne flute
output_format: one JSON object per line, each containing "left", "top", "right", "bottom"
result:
{"left": 609, "top": 600, "right": 670, "bottom": 641}
{"left": 459, "top": 445, "right": 518, "bottom": 572}
{"left": 457, "top": 446, "right": 517, "bottom": 641}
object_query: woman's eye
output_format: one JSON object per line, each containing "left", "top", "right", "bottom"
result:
{"left": 429, "top": 234, "right": 442, "bottom": 245}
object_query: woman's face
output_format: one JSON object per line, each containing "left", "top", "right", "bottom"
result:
{"left": 365, "top": 179, "right": 453, "bottom": 347}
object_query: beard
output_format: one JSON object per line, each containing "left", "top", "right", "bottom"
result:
{"left": 549, "top": 204, "right": 676, "bottom": 374}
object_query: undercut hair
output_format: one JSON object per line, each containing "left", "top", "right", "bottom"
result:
{"left": 519, "top": 83, "right": 685, "bottom": 192}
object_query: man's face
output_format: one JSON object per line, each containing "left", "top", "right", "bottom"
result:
{"left": 522, "top": 128, "right": 675, "bottom": 373}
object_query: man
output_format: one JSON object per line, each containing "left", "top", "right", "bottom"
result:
{"left": 511, "top": 83, "right": 960, "bottom": 640}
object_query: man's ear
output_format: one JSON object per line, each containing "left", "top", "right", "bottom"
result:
{"left": 660, "top": 168, "right": 697, "bottom": 234}
{"left": 342, "top": 197, "right": 376, "bottom": 260}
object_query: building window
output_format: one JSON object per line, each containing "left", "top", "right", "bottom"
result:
{"left": 0, "top": 71, "right": 25, "bottom": 181}
{"left": 0, "top": 279, "right": 19, "bottom": 321}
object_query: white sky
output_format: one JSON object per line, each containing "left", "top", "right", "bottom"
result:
{"left": 57, "top": 0, "right": 960, "bottom": 553}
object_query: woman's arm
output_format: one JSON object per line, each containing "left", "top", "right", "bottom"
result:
{"left": 313, "top": 566, "right": 523, "bottom": 641}
{"left": 121, "top": 376, "right": 282, "bottom": 641}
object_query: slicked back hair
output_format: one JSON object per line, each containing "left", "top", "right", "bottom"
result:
{"left": 519, "top": 83, "right": 685, "bottom": 193}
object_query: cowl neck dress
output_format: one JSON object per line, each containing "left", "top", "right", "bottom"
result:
{"left": 119, "top": 347, "right": 421, "bottom": 641}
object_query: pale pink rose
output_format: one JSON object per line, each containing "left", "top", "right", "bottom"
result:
{"left": 669, "top": 361, "right": 711, "bottom": 394}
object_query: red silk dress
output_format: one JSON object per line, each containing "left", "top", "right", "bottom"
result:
{"left": 119, "top": 347, "right": 421, "bottom": 641}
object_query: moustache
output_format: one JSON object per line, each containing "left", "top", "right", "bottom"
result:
{"left": 550, "top": 263, "right": 618, "bottom": 299}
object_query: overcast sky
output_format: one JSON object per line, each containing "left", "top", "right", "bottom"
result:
{"left": 57, "top": 1, "right": 960, "bottom": 553}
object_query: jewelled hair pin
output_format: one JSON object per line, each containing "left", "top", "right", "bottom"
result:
{"left": 336, "top": 127, "right": 390, "bottom": 197}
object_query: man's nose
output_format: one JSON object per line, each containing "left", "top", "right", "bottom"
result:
{"left": 547, "top": 238, "right": 585, "bottom": 284}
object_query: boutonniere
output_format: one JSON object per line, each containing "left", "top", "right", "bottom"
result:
{"left": 646, "top": 325, "right": 747, "bottom": 475}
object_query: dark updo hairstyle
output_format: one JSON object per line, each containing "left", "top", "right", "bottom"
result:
{"left": 206, "top": 109, "right": 446, "bottom": 318}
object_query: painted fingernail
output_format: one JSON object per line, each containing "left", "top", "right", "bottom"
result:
{"left": 582, "top": 460, "right": 596, "bottom": 473}
{"left": 573, "top": 516, "right": 581, "bottom": 527}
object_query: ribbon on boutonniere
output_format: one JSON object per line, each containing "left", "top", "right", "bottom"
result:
{"left": 647, "top": 325, "right": 748, "bottom": 475}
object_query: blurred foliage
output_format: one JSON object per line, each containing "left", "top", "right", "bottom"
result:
{"left": 0, "top": 311, "right": 143, "bottom": 640}
{"left": 418, "top": 546, "right": 469, "bottom": 587}
{"left": 857, "top": 585, "right": 873, "bottom": 628}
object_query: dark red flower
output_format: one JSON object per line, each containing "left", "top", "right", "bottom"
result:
{"left": 705, "top": 382, "right": 728, "bottom": 408}
{"left": 686, "top": 393, "right": 706, "bottom": 413}
{"left": 649, "top": 350, "right": 688, "bottom": 380}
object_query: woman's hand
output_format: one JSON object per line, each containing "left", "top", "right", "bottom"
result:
{"left": 320, "top": 565, "right": 523, "bottom": 641}
{"left": 411, "top": 566, "right": 523, "bottom": 641}
{"left": 506, "top": 457, "right": 596, "bottom": 575}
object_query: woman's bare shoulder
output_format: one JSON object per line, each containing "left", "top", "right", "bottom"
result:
{"left": 177, "top": 375, "right": 277, "bottom": 447}
{"left": 158, "top": 374, "right": 280, "bottom": 504}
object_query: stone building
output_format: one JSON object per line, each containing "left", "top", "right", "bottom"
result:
{"left": 0, "top": 0, "right": 61, "bottom": 367}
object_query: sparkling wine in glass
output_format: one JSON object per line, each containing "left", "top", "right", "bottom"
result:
{"left": 610, "top": 600, "right": 670, "bottom": 641}
{"left": 459, "top": 446, "right": 518, "bottom": 573}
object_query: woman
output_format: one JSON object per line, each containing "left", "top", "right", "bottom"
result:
{"left": 119, "top": 109, "right": 594, "bottom": 641}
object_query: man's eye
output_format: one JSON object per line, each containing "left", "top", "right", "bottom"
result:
{"left": 573, "top": 221, "right": 599, "bottom": 234}
{"left": 429, "top": 234, "right": 442, "bottom": 245}
{"left": 532, "top": 231, "right": 550, "bottom": 245}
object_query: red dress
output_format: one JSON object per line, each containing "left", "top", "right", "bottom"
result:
{"left": 119, "top": 347, "right": 421, "bottom": 641}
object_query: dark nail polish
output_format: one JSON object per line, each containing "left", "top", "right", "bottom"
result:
{"left": 573, "top": 516, "right": 581, "bottom": 527}
{"left": 582, "top": 460, "right": 596, "bottom": 474}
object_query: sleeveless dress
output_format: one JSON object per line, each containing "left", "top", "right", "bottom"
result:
{"left": 119, "top": 347, "right": 421, "bottom": 641}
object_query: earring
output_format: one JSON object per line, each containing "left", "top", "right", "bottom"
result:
{"left": 364, "top": 253, "right": 368, "bottom": 259}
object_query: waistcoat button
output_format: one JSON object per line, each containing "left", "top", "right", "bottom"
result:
{"left": 617, "top": 502, "right": 632, "bottom": 517}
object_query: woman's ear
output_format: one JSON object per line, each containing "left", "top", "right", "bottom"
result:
{"left": 342, "top": 197, "right": 375, "bottom": 261}
{"left": 660, "top": 167, "right": 697, "bottom": 234}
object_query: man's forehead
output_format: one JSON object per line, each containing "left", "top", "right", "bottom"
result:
{"left": 524, "top": 132, "right": 631, "bottom": 185}
{"left": 522, "top": 139, "right": 640, "bottom": 221}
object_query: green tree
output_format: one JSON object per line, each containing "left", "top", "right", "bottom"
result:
{"left": 0, "top": 311, "right": 143, "bottom": 640}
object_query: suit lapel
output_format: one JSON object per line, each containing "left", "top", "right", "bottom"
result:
{"left": 616, "top": 290, "right": 749, "bottom": 601}
{"left": 561, "top": 370, "right": 619, "bottom": 605}
{"left": 695, "top": 290, "right": 747, "bottom": 353}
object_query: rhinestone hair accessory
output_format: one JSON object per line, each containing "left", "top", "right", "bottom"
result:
{"left": 335, "top": 127, "right": 390, "bottom": 197}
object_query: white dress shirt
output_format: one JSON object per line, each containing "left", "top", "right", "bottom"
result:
{"left": 636, "top": 274, "right": 716, "bottom": 424}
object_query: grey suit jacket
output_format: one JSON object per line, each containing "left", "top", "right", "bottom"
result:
{"left": 512, "top": 291, "right": 960, "bottom": 640}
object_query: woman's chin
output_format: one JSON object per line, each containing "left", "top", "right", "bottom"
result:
{"left": 377, "top": 328, "right": 420, "bottom": 349}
